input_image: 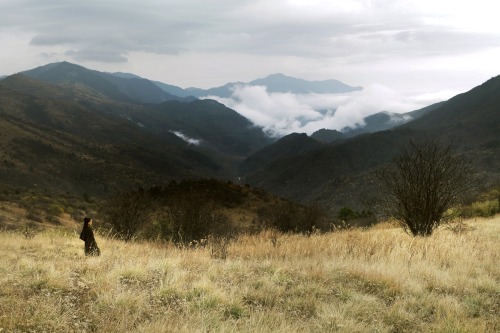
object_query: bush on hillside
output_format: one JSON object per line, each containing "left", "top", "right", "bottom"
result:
{"left": 99, "top": 180, "right": 329, "bottom": 245}
{"left": 258, "top": 201, "right": 328, "bottom": 234}
{"left": 155, "top": 194, "right": 234, "bottom": 246}
{"left": 456, "top": 199, "right": 499, "bottom": 218}
{"left": 100, "top": 182, "right": 237, "bottom": 245}
{"left": 100, "top": 190, "right": 151, "bottom": 241}
{"left": 377, "top": 140, "right": 476, "bottom": 237}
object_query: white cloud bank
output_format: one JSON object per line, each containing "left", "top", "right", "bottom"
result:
{"left": 206, "top": 85, "right": 458, "bottom": 136}
{"left": 170, "top": 131, "right": 201, "bottom": 145}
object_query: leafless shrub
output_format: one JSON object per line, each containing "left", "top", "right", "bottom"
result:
{"left": 208, "top": 212, "right": 236, "bottom": 259}
{"left": 444, "top": 217, "right": 475, "bottom": 234}
{"left": 100, "top": 190, "right": 151, "bottom": 241}
{"left": 156, "top": 195, "right": 233, "bottom": 248}
{"left": 21, "top": 213, "right": 36, "bottom": 239}
{"left": 377, "top": 140, "right": 476, "bottom": 237}
{"left": 258, "top": 201, "right": 328, "bottom": 234}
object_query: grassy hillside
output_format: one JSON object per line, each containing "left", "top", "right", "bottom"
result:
{"left": 0, "top": 216, "right": 498, "bottom": 332}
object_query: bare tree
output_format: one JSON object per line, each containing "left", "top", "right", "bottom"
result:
{"left": 101, "top": 190, "right": 150, "bottom": 241}
{"left": 156, "top": 194, "right": 232, "bottom": 246}
{"left": 377, "top": 140, "right": 475, "bottom": 236}
{"left": 257, "top": 201, "right": 327, "bottom": 234}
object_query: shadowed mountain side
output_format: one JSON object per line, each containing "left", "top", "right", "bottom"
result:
{"left": 240, "top": 133, "right": 324, "bottom": 175}
{"left": 139, "top": 99, "right": 273, "bottom": 157}
{"left": 311, "top": 102, "right": 444, "bottom": 143}
{"left": 402, "top": 76, "right": 500, "bottom": 180}
{"left": 402, "top": 76, "right": 500, "bottom": 136}
{"left": 245, "top": 130, "right": 412, "bottom": 209}
{"left": 0, "top": 76, "right": 225, "bottom": 196}
{"left": 1, "top": 73, "right": 272, "bottom": 167}
{"left": 341, "top": 102, "right": 445, "bottom": 138}
{"left": 310, "top": 129, "right": 346, "bottom": 143}
{"left": 244, "top": 76, "right": 500, "bottom": 211}
{"left": 12, "top": 63, "right": 274, "bottom": 158}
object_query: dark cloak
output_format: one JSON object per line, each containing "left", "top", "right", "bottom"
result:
{"left": 80, "top": 225, "right": 100, "bottom": 256}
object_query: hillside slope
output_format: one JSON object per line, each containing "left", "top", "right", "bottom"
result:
{"left": 0, "top": 75, "right": 224, "bottom": 195}
{"left": 241, "top": 133, "right": 324, "bottom": 174}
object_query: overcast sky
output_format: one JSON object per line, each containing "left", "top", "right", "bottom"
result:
{"left": 1, "top": 0, "right": 500, "bottom": 134}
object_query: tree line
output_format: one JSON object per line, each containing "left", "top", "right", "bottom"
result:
{"left": 99, "top": 140, "right": 489, "bottom": 243}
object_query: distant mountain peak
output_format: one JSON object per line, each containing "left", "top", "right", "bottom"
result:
{"left": 45, "top": 61, "right": 83, "bottom": 70}
{"left": 264, "top": 73, "right": 287, "bottom": 78}
{"left": 20, "top": 62, "right": 190, "bottom": 104}
{"left": 170, "top": 73, "right": 362, "bottom": 98}
{"left": 249, "top": 73, "right": 362, "bottom": 94}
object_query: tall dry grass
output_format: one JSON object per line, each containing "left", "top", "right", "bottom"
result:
{"left": 0, "top": 217, "right": 499, "bottom": 332}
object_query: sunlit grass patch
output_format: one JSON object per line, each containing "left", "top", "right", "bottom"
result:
{"left": 0, "top": 216, "right": 499, "bottom": 332}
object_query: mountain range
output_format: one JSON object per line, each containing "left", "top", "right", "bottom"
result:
{"left": 3, "top": 63, "right": 426, "bottom": 139}
{"left": 0, "top": 62, "right": 498, "bottom": 213}
{"left": 169, "top": 73, "right": 363, "bottom": 98}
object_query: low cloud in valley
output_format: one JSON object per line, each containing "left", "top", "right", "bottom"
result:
{"left": 170, "top": 131, "right": 201, "bottom": 146}
{"left": 207, "top": 85, "right": 455, "bottom": 136}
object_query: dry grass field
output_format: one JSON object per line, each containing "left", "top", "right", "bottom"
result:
{"left": 0, "top": 216, "right": 499, "bottom": 333}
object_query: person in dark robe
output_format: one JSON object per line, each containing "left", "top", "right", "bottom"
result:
{"left": 80, "top": 217, "right": 100, "bottom": 256}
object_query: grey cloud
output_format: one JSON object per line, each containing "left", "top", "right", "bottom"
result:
{"left": 65, "top": 48, "right": 128, "bottom": 63}
{"left": 1, "top": 0, "right": 499, "bottom": 104}
{"left": 30, "top": 35, "right": 77, "bottom": 46}
{"left": 1, "top": 0, "right": 209, "bottom": 62}
{"left": 2, "top": 0, "right": 499, "bottom": 65}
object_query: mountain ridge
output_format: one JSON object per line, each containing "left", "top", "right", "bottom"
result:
{"left": 153, "top": 73, "right": 362, "bottom": 98}
{"left": 249, "top": 73, "right": 362, "bottom": 94}
{"left": 22, "top": 62, "right": 189, "bottom": 104}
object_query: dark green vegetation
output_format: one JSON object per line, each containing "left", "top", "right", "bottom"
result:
{"left": 99, "top": 179, "right": 330, "bottom": 245}
{"left": 0, "top": 62, "right": 499, "bottom": 228}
